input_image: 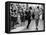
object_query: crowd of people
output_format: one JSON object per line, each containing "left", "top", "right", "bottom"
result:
{"left": 10, "top": 3, "right": 44, "bottom": 31}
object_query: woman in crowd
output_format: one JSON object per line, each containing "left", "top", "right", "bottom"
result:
{"left": 26, "top": 7, "right": 32, "bottom": 29}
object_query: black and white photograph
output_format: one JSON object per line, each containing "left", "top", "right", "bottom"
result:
{"left": 5, "top": 1, "right": 45, "bottom": 33}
